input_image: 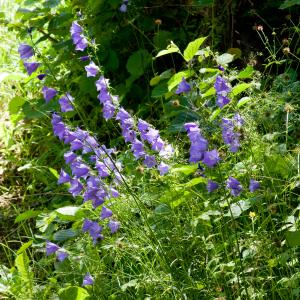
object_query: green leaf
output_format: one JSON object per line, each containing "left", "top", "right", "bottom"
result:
{"left": 53, "top": 229, "right": 78, "bottom": 242}
{"left": 237, "top": 96, "right": 251, "bottom": 108}
{"left": 280, "top": 0, "right": 300, "bottom": 9}
{"left": 209, "top": 108, "right": 221, "bottom": 121}
{"left": 15, "top": 210, "right": 41, "bottom": 223}
{"left": 121, "top": 279, "right": 138, "bottom": 292}
{"left": 182, "top": 177, "right": 206, "bottom": 187}
{"left": 8, "top": 96, "right": 25, "bottom": 115}
{"left": 238, "top": 65, "right": 254, "bottom": 79}
{"left": 59, "top": 286, "right": 90, "bottom": 300}
{"left": 216, "top": 53, "right": 234, "bottom": 65}
{"left": 231, "top": 83, "right": 251, "bottom": 96}
{"left": 225, "top": 200, "right": 254, "bottom": 218}
{"left": 286, "top": 230, "right": 300, "bottom": 247}
{"left": 56, "top": 206, "right": 80, "bottom": 221}
{"left": 150, "top": 76, "right": 160, "bottom": 86}
{"left": 156, "top": 41, "right": 181, "bottom": 58}
{"left": 17, "top": 241, "right": 33, "bottom": 255}
{"left": 151, "top": 83, "right": 168, "bottom": 98}
{"left": 126, "top": 49, "right": 152, "bottom": 76}
{"left": 183, "top": 37, "right": 207, "bottom": 61}
{"left": 171, "top": 164, "right": 198, "bottom": 175}
{"left": 48, "top": 167, "right": 59, "bottom": 179}
{"left": 202, "top": 86, "right": 216, "bottom": 98}
{"left": 168, "top": 70, "right": 194, "bottom": 91}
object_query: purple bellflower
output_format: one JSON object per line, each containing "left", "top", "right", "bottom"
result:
{"left": 23, "top": 62, "right": 40, "bottom": 75}
{"left": 249, "top": 179, "right": 260, "bottom": 192}
{"left": 226, "top": 176, "right": 243, "bottom": 197}
{"left": 207, "top": 180, "right": 219, "bottom": 193}
{"left": 18, "top": 44, "right": 34, "bottom": 60}
{"left": 83, "top": 273, "right": 94, "bottom": 286}
{"left": 58, "top": 169, "right": 71, "bottom": 184}
{"left": 158, "top": 162, "right": 169, "bottom": 175}
{"left": 46, "top": 241, "right": 59, "bottom": 256}
{"left": 42, "top": 86, "right": 57, "bottom": 103}
{"left": 202, "top": 149, "right": 220, "bottom": 168}
{"left": 214, "top": 75, "right": 231, "bottom": 108}
{"left": 70, "top": 21, "right": 88, "bottom": 51}
{"left": 59, "top": 93, "right": 74, "bottom": 113}
{"left": 175, "top": 77, "right": 191, "bottom": 94}
{"left": 108, "top": 220, "right": 120, "bottom": 233}
{"left": 100, "top": 206, "right": 113, "bottom": 219}
{"left": 85, "top": 61, "right": 99, "bottom": 77}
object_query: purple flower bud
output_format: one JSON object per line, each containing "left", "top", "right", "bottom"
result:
{"left": 46, "top": 241, "right": 59, "bottom": 256}
{"left": 85, "top": 61, "right": 99, "bottom": 77}
{"left": 37, "top": 73, "right": 46, "bottom": 80}
{"left": 100, "top": 206, "right": 113, "bottom": 219}
{"left": 80, "top": 55, "right": 90, "bottom": 61}
{"left": 108, "top": 220, "right": 120, "bottom": 233}
{"left": 249, "top": 179, "right": 260, "bottom": 192}
{"left": 42, "top": 86, "right": 57, "bottom": 103}
{"left": 226, "top": 176, "right": 243, "bottom": 197}
{"left": 207, "top": 180, "right": 219, "bottom": 192}
{"left": 175, "top": 77, "right": 191, "bottom": 94}
{"left": 56, "top": 250, "right": 69, "bottom": 262}
{"left": 158, "top": 162, "right": 169, "bottom": 175}
{"left": 119, "top": 3, "right": 127, "bottom": 12}
{"left": 23, "top": 62, "right": 40, "bottom": 75}
{"left": 82, "top": 273, "right": 94, "bottom": 286}
{"left": 18, "top": 44, "right": 34, "bottom": 60}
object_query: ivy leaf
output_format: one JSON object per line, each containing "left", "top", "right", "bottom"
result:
{"left": 183, "top": 37, "right": 207, "bottom": 61}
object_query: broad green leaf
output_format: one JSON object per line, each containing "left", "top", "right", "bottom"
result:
{"left": 225, "top": 200, "right": 254, "bottom": 218}
{"left": 17, "top": 241, "right": 33, "bottom": 254}
{"left": 156, "top": 41, "right": 181, "bottom": 58}
{"left": 59, "top": 286, "right": 90, "bottom": 300}
{"left": 231, "top": 83, "right": 251, "bottom": 96}
{"left": 36, "top": 213, "right": 56, "bottom": 233}
{"left": 183, "top": 177, "right": 206, "bottom": 187}
{"left": 171, "top": 164, "right": 198, "bottom": 175}
{"left": 202, "top": 86, "right": 216, "bottom": 98}
{"left": 151, "top": 83, "right": 168, "bottom": 98}
{"left": 53, "top": 229, "right": 77, "bottom": 242}
{"left": 56, "top": 206, "right": 80, "bottom": 221}
{"left": 154, "top": 204, "right": 171, "bottom": 215}
{"left": 183, "top": 37, "right": 207, "bottom": 61}
{"left": 238, "top": 65, "right": 254, "bottom": 79}
{"left": 15, "top": 210, "right": 41, "bottom": 223}
{"left": 286, "top": 230, "right": 300, "bottom": 247}
{"left": 280, "top": 0, "right": 300, "bottom": 9}
{"left": 126, "top": 49, "right": 152, "bottom": 76}
{"left": 150, "top": 76, "right": 160, "bottom": 86}
{"left": 199, "top": 68, "right": 218, "bottom": 73}
{"left": 237, "top": 96, "right": 251, "bottom": 108}
{"left": 216, "top": 53, "right": 234, "bottom": 65}
{"left": 8, "top": 96, "right": 25, "bottom": 115}
{"left": 167, "top": 70, "right": 194, "bottom": 91}
{"left": 170, "top": 191, "right": 191, "bottom": 208}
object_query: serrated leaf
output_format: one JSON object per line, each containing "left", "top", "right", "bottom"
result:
{"left": 53, "top": 229, "right": 77, "bottom": 242}
{"left": 15, "top": 210, "right": 41, "bottom": 223}
{"left": 168, "top": 70, "right": 194, "bottom": 91}
{"left": 17, "top": 241, "right": 33, "bottom": 254}
{"left": 237, "top": 96, "right": 251, "bottom": 108}
{"left": 202, "top": 86, "right": 216, "bottom": 98}
{"left": 231, "top": 83, "right": 251, "bottom": 96}
{"left": 216, "top": 53, "right": 234, "bottom": 65}
{"left": 183, "top": 37, "right": 207, "bottom": 61}
{"left": 238, "top": 65, "right": 254, "bottom": 79}
{"left": 171, "top": 164, "right": 198, "bottom": 175}
{"left": 58, "top": 286, "right": 89, "bottom": 300}
{"left": 156, "top": 41, "right": 181, "bottom": 58}
{"left": 210, "top": 108, "right": 221, "bottom": 121}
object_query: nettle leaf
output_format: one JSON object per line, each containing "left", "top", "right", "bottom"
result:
{"left": 126, "top": 49, "right": 152, "bottom": 76}
{"left": 156, "top": 41, "right": 181, "bottom": 58}
{"left": 167, "top": 70, "right": 194, "bottom": 91}
{"left": 216, "top": 53, "right": 234, "bottom": 65}
{"left": 58, "top": 286, "right": 90, "bottom": 300}
{"left": 183, "top": 37, "right": 207, "bottom": 61}
{"left": 231, "top": 83, "right": 251, "bottom": 96}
